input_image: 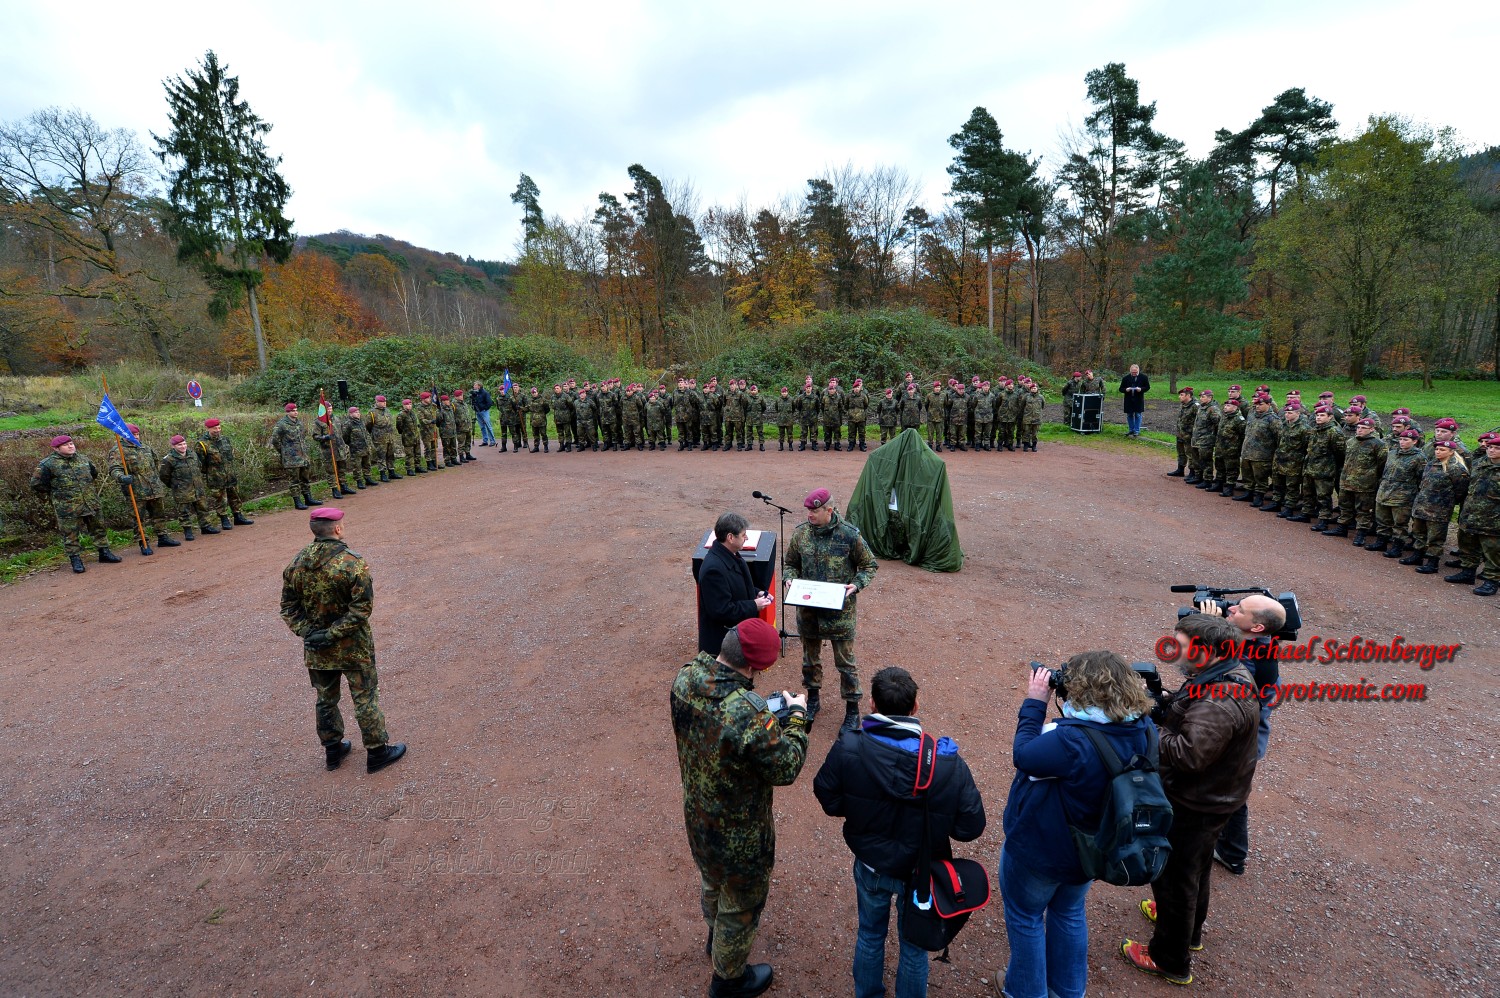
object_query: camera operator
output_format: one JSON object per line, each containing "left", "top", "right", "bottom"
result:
{"left": 1201, "top": 595, "right": 1287, "bottom": 875}
{"left": 1121, "top": 614, "right": 1258, "bottom": 987}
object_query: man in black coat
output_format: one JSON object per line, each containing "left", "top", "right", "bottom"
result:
{"left": 698, "top": 512, "right": 774, "bottom": 655}
{"left": 1119, "top": 364, "right": 1151, "bottom": 437}
{"left": 470, "top": 381, "right": 496, "bottom": 446}
{"left": 813, "top": 667, "right": 986, "bottom": 998}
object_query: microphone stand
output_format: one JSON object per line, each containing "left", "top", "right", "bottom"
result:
{"left": 757, "top": 493, "right": 798, "bottom": 654}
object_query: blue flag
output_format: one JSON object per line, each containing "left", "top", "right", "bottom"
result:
{"left": 503, "top": 368, "right": 513, "bottom": 395}
{"left": 96, "top": 393, "right": 139, "bottom": 446}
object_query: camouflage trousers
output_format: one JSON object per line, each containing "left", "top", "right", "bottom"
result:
{"left": 133, "top": 495, "right": 172, "bottom": 535}
{"left": 974, "top": 420, "right": 991, "bottom": 447}
{"left": 1337, "top": 490, "right": 1377, "bottom": 531}
{"left": 1216, "top": 452, "right": 1241, "bottom": 486}
{"left": 747, "top": 421, "right": 765, "bottom": 445}
{"left": 54, "top": 510, "right": 108, "bottom": 556}
{"left": 530, "top": 418, "right": 550, "bottom": 447}
{"left": 439, "top": 431, "right": 458, "bottom": 463}
{"left": 1021, "top": 422, "right": 1040, "bottom": 447}
{"left": 421, "top": 428, "right": 440, "bottom": 465}
{"left": 322, "top": 452, "right": 358, "bottom": 492}
{"left": 400, "top": 436, "right": 423, "bottom": 474}
{"left": 945, "top": 421, "right": 966, "bottom": 447}
{"left": 1271, "top": 470, "right": 1302, "bottom": 507}
{"left": 1410, "top": 515, "right": 1451, "bottom": 557}
{"left": 347, "top": 452, "right": 373, "bottom": 482}
{"left": 700, "top": 416, "right": 719, "bottom": 448}
{"left": 502, "top": 418, "right": 526, "bottom": 449}
{"left": 777, "top": 424, "right": 795, "bottom": 447}
{"left": 674, "top": 417, "right": 693, "bottom": 446}
{"left": 800, "top": 420, "right": 818, "bottom": 446}
{"left": 802, "top": 637, "right": 862, "bottom": 702}
{"left": 698, "top": 861, "right": 771, "bottom": 981}
{"left": 373, "top": 438, "right": 397, "bottom": 474}
{"left": 1176, "top": 438, "right": 1190, "bottom": 467}
{"left": 1301, "top": 475, "right": 1337, "bottom": 520}
{"left": 172, "top": 492, "right": 214, "bottom": 528}
{"left": 1242, "top": 459, "right": 1272, "bottom": 494}
{"left": 724, "top": 419, "right": 743, "bottom": 448}
{"left": 459, "top": 423, "right": 474, "bottom": 453}
{"left": 1191, "top": 445, "right": 1215, "bottom": 480}
{"left": 926, "top": 420, "right": 943, "bottom": 448}
{"left": 1375, "top": 503, "right": 1412, "bottom": 544}
{"left": 1456, "top": 529, "right": 1500, "bottom": 579}
{"left": 309, "top": 663, "right": 388, "bottom": 750}
{"left": 879, "top": 424, "right": 897, "bottom": 443}
{"left": 285, "top": 464, "right": 313, "bottom": 487}
{"left": 848, "top": 419, "right": 867, "bottom": 448}
{"left": 575, "top": 421, "right": 597, "bottom": 449}
{"left": 203, "top": 475, "right": 244, "bottom": 518}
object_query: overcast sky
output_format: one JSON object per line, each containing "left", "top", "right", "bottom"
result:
{"left": 8, "top": 1, "right": 1495, "bottom": 262}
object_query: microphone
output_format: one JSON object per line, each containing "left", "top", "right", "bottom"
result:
{"left": 753, "top": 490, "right": 771, "bottom": 501}
{"left": 1169, "top": 584, "right": 1198, "bottom": 593}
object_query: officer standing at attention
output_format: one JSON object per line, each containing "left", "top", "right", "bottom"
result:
{"left": 672, "top": 617, "right": 809, "bottom": 998}
{"left": 31, "top": 434, "right": 121, "bottom": 573}
{"left": 269, "top": 402, "right": 323, "bottom": 510}
{"left": 280, "top": 507, "right": 407, "bottom": 774}
{"left": 196, "top": 418, "right": 255, "bottom": 529}
{"left": 111, "top": 423, "right": 180, "bottom": 550}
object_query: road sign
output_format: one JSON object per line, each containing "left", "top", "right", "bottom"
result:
{"left": 187, "top": 380, "right": 202, "bottom": 400}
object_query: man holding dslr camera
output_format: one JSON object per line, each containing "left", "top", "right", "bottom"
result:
{"left": 1122, "top": 613, "right": 1259, "bottom": 986}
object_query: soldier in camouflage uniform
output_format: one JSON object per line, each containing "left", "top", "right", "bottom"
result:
{"left": 1452, "top": 436, "right": 1500, "bottom": 595}
{"left": 622, "top": 384, "right": 646, "bottom": 451}
{"left": 340, "top": 407, "right": 378, "bottom": 488}
{"left": 312, "top": 412, "right": 358, "bottom": 497}
{"left": 527, "top": 386, "right": 552, "bottom": 452}
{"left": 160, "top": 434, "right": 222, "bottom": 539}
{"left": 367, "top": 396, "right": 402, "bottom": 481}
{"left": 414, "top": 392, "right": 441, "bottom": 470}
{"left": 498, "top": 386, "right": 524, "bottom": 452}
{"left": 898, "top": 384, "right": 923, "bottom": 439}
{"left": 671, "top": 618, "right": 809, "bottom": 997}
{"left": 596, "top": 381, "right": 621, "bottom": 451}
{"left": 1235, "top": 395, "right": 1280, "bottom": 504}
{"left": 31, "top": 435, "right": 120, "bottom": 572}
{"left": 1324, "top": 418, "right": 1387, "bottom": 543}
{"left": 646, "top": 388, "right": 670, "bottom": 451}
{"left": 1168, "top": 387, "right": 1196, "bottom": 477}
{"left": 1300, "top": 405, "right": 1345, "bottom": 528}
{"left": 1424, "top": 418, "right": 1468, "bottom": 461}
{"left": 1373, "top": 429, "right": 1427, "bottom": 555}
{"left": 1019, "top": 381, "right": 1045, "bottom": 451}
{"left": 973, "top": 381, "right": 995, "bottom": 451}
{"left": 1062, "top": 371, "right": 1082, "bottom": 416}
{"left": 670, "top": 378, "right": 693, "bottom": 451}
{"left": 1186, "top": 389, "right": 1220, "bottom": 484}
{"left": 876, "top": 387, "right": 899, "bottom": 445}
{"left": 845, "top": 379, "right": 871, "bottom": 451}
{"left": 452, "top": 392, "right": 476, "bottom": 461}
{"left": 821, "top": 379, "right": 845, "bottom": 451}
{"left": 745, "top": 384, "right": 767, "bottom": 452}
{"left": 1265, "top": 401, "right": 1309, "bottom": 513}
{"left": 269, "top": 402, "right": 324, "bottom": 509}
{"left": 796, "top": 381, "right": 820, "bottom": 451}
{"left": 924, "top": 381, "right": 946, "bottom": 451}
{"left": 196, "top": 418, "right": 254, "bottom": 529}
{"left": 110, "top": 424, "right": 180, "bottom": 549}
{"left": 783, "top": 488, "right": 878, "bottom": 732}
{"left": 770, "top": 387, "right": 794, "bottom": 451}
{"left": 1209, "top": 397, "right": 1245, "bottom": 495}
{"left": 700, "top": 381, "right": 723, "bottom": 451}
{"left": 437, "top": 395, "right": 460, "bottom": 466}
{"left": 280, "top": 507, "right": 406, "bottom": 773}
{"left": 396, "top": 399, "right": 426, "bottom": 476}
{"left": 722, "top": 380, "right": 746, "bottom": 452}
{"left": 551, "top": 384, "right": 575, "bottom": 452}
{"left": 574, "top": 387, "right": 598, "bottom": 451}
{"left": 1406, "top": 440, "right": 1469, "bottom": 573}
{"left": 944, "top": 383, "right": 968, "bottom": 451}
{"left": 1081, "top": 369, "right": 1106, "bottom": 396}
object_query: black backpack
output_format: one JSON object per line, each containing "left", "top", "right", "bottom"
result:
{"left": 1062, "top": 722, "right": 1173, "bottom": 887}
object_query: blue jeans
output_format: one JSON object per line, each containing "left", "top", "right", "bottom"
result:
{"left": 476, "top": 410, "right": 496, "bottom": 443}
{"left": 1126, "top": 411, "right": 1143, "bottom": 435}
{"left": 999, "top": 845, "right": 1090, "bottom": 998}
{"left": 853, "top": 860, "right": 929, "bottom": 998}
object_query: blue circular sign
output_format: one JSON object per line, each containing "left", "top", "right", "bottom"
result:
{"left": 187, "top": 380, "right": 202, "bottom": 399}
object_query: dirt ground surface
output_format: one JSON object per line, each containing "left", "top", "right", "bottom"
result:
{"left": 2, "top": 436, "right": 1496, "bottom": 998}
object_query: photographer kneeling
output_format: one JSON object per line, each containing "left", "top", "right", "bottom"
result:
{"left": 999, "top": 652, "right": 1156, "bottom": 998}
{"left": 1122, "top": 614, "right": 1259, "bottom": 986}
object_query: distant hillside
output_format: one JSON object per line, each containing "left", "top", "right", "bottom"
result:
{"left": 300, "top": 231, "right": 516, "bottom": 299}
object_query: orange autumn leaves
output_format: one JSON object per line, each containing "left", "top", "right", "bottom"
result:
{"left": 227, "top": 252, "right": 378, "bottom": 363}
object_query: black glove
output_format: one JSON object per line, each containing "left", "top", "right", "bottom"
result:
{"left": 117, "top": 474, "right": 135, "bottom": 486}
{"left": 303, "top": 629, "right": 335, "bottom": 650}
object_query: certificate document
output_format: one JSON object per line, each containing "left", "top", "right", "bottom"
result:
{"left": 785, "top": 579, "right": 847, "bottom": 610}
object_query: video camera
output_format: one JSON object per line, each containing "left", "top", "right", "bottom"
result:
{"left": 1172, "top": 584, "right": 1301, "bottom": 642}
{"left": 1029, "top": 660, "right": 1165, "bottom": 707}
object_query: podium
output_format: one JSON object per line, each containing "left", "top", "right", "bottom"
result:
{"left": 1069, "top": 393, "right": 1103, "bottom": 433}
{"left": 691, "top": 530, "right": 778, "bottom": 627}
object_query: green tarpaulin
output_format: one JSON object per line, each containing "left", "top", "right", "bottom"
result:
{"left": 846, "top": 428, "right": 963, "bottom": 572}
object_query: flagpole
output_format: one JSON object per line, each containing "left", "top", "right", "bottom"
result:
{"left": 101, "top": 375, "right": 152, "bottom": 556}
{"left": 319, "top": 387, "right": 341, "bottom": 494}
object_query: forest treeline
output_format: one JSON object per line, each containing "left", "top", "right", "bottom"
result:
{"left": 1, "top": 58, "right": 1496, "bottom": 385}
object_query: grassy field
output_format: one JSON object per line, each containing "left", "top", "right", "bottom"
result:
{"left": 1167, "top": 375, "right": 1500, "bottom": 434}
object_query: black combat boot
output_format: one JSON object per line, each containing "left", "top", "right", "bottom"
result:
{"left": 367, "top": 743, "right": 408, "bottom": 773}
{"left": 709, "top": 963, "right": 773, "bottom": 998}
{"left": 542, "top": 441, "right": 548, "bottom": 453}
{"left": 379, "top": 470, "right": 390, "bottom": 482}
{"left": 157, "top": 533, "right": 181, "bottom": 547}
{"left": 1350, "top": 530, "right": 1367, "bottom": 546}
{"left": 1309, "top": 519, "right": 1325, "bottom": 532}
{"left": 325, "top": 740, "right": 352, "bottom": 770}
{"left": 331, "top": 486, "right": 344, "bottom": 499}
{"left": 1363, "top": 534, "right": 1386, "bottom": 551}
{"left": 200, "top": 521, "right": 221, "bottom": 535}
{"left": 1197, "top": 478, "right": 1217, "bottom": 490}
{"left": 387, "top": 470, "right": 402, "bottom": 480}
{"left": 1167, "top": 461, "right": 1186, "bottom": 477}
{"left": 1219, "top": 484, "right": 1236, "bottom": 497}
{"left": 1444, "top": 567, "right": 1476, "bottom": 584}
{"left": 233, "top": 511, "right": 255, "bottom": 524}
{"left": 1384, "top": 539, "right": 1405, "bottom": 558}
{"left": 364, "top": 476, "right": 379, "bottom": 487}
{"left": 294, "top": 493, "right": 308, "bottom": 510}
{"left": 1399, "top": 548, "right": 1424, "bottom": 565}
{"left": 834, "top": 441, "right": 843, "bottom": 451}
{"left": 778, "top": 441, "right": 784, "bottom": 451}
{"left": 759, "top": 441, "right": 765, "bottom": 451}
{"left": 1184, "top": 471, "right": 1201, "bottom": 485}
{"left": 1321, "top": 523, "right": 1349, "bottom": 537}
{"left": 1231, "top": 489, "right": 1253, "bottom": 501}
{"left": 841, "top": 701, "right": 860, "bottom": 732}
{"left": 220, "top": 515, "right": 234, "bottom": 530}
{"left": 811, "top": 441, "right": 819, "bottom": 451}
{"left": 412, "top": 463, "right": 426, "bottom": 474}
{"left": 499, "top": 440, "right": 508, "bottom": 452}
{"left": 69, "top": 554, "right": 86, "bottom": 573}
{"left": 806, "top": 689, "right": 821, "bottom": 725}
{"left": 798, "top": 441, "right": 806, "bottom": 451}
{"left": 1249, "top": 494, "right": 1264, "bottom": 508}
{"left": 1287, "top": 512, "right": 1310, "bottom": 523}
{"left": 1260, "top": 501, "right": 1280, "bottom": 513}
{"left": 303, "top": 488, "right": 323, "bottom": 507}
{"left": 1416, "top": 556, "right": 1440, "bottom": 574}
{"left": 858, "top": 442, "right": 866, "bottom": 451}
{"left": 1474, "top": 578, "right": 1499, "bottom": 597}
{"left": 428, "top": 459, "right": 438, "bottom": 470}
{"left": 183, "top": 525, "right": 197, "bottom": 541}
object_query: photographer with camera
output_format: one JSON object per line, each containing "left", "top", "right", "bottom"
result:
{"left": 1122, "top": 614, "right": 1259, "bottom": 987}
{"left": 672, "top": 618, "right": 809, "bottom": 998}
{"left": 812, "top": 667, "right": 985, "bottom": 998}
{"left": 1000, "top": 653, "right": 1157, "bottom": 998}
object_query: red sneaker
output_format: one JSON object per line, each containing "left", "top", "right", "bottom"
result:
{"left": 1120, "top": 938, "right": 1193, "bottom": 985}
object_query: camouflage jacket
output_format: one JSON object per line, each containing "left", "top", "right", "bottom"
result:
{"left": 269, "top": 414, "right": 311, "bottom": 469}
{"left": 574, "top": 397, "right": 597, "bottom": 426}
{"left": 551, "top": 393, "right": 575, "bottom": 423}
{"left": 795, "top": 391, "right": 820, "bottom": 422}
{"left": 1190, "top": 403, "right": 1221, "bottom": 448}
{"left": 109, "top": 442, "right": 166, "bottom": 501}
{"left": 1339, "top": 435, "right": 1388, "bottom": 493}
{"left": 194, "top": 431, "right": 239, "bottom": 486}
{"left": 1062, "top": 378, "right": 1081, "bottom": 400}
{"left": 784, "top": 511, "right": 878, "bottom": 640}
{"left": 367, "top": 407, "right": 396, "bottom": 443}
{"left": 1176, "top": 401, "right": 1198, "bottom": 441}
{"left": 722, "top": 389, "right": 746, "bottom": 421}
{"left": 821, "top": 389, "right": 844, "bottom": 426}
{"left": 1214, "top": 408, "right": 1246, "bottom": 459}
{"left": 996, "top": 388, "right": 1019, "bottom": 422}
{"left": 1301, "top": 421, "right": 1345, "bottom": 478}
{"left": 973, "top": 390, "right": 995, "bottom": 421}
{"left": 416, "top": 400, "right": 439, "bottom": 432}
{"left": 1021, "top": 391, "right": 1044, "bottom": 422}
{"left": 1376, "top": 446, "right": 1427, "bottom": 505}
{"left": 845, "top": 389, "right": 870, "bottom": 422}
{"left": 947, "top": 393, "right": 969, "bottom": 425}
{"left": 1081, "top": 377, "right": 1106, "bottom": 394}
{"left": 496, "top": 392, "right": 521, "bottom": 424}
{"left": 396, "top": 409, "right": 420, "bottom": 440}
{"left": 624, "top": 393, "right": 645, "bottom": 426}
{"left": 1413, "top": 455, "right": 1470, "bottom": 520}
{"left": 877, "top": 396, "right": 900, "bottom": 427}
{"left": 899, "top": 393, "right": 924, "bottom": 426}
{"left": 1272, "top": 418, "right": 1310, "bottom": 474}
{"left": 1240, "top": 411, "right": 1280, "bottom": 462}
{"left": 314, "top": 420, "right": 350, "bottom": 461}
{"left": 925, "top": 391, "right": 946, "bottom": 424}
{"left": 436, "top": 403, "right": 456, "bottom": 436}
{"left": 452, "top": 399, "right": 473, "bottom": 433}
{"left": 1458, "top": 459, "right": 1500, "bottom": 535}
{"left": 672, "top": 390, "right": 697, "bottom": 420}
{"left": 645, "top": 395, "right": 669, "bottom": 429}
{"left": 30, "top": 452, "right": 101, "bottom": 515}
{"left": 527, "top": 394, "right": 551, "bottom": 423}
{"left": 341, "top": 416, "right": 373, "bottom": 455}
{"left": 280, "top": 538, "right": 375, "bottom": 670}
{"left": 158, "top": 449, "right": 206, "bottom": 501}
{"left": 671, "top": 652, "right": 808, "bottom": 873}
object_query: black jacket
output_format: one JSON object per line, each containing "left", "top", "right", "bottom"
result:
{"left": 470, "top": 388, "right": 493, "bottom": 412}
{"left": 813, "top": 715, "right": 986, "bottom": 880}
{"left": 1118, "top": 373, "right": 1151, "bottom": 414}
{"left": 696, "top": 540, "right": 759, "bottom": 655}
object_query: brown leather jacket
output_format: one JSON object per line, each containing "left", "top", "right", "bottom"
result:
{"left": 1158, "top": 660, "right": 1259, "bottom": 814}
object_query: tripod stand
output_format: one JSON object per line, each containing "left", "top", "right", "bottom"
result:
{"left": 755, "top": 491, "right": 799, "bottom": 655}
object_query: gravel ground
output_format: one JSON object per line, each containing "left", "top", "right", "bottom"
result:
{"left": 1, "top": 438, "right": 1495, "bottom": 997}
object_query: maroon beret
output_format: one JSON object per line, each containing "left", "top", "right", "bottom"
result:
{"left": 1398, "top": 428, "right": 1420, "bottom": 440}
{"left": 1433, "top": 438, "right": 1457, "bottom": 450}
{"left": 1351, "top": 394, "right": 1367, "bottom": 403}
{"left": 736, "top": 618, "right": 781, "bottom": 671}
{"left": 126, "top": 424, "right": 141, "bottom": 435}
{"left": 204, "top": 418, "right": 221, "bottom": 428}
{"left": 50, "top": 434, "right": 72, "bottom": 447}
{"left": 1434, "top": 418, "right": 1457, "bottom": 430}
{"left": 375, "top": 395, "right": 387, "bottom": 402}
{"left": 1285, "top": 400, "right": 1302, "bottom": 411}
{"left": 1358, "top": 417, "right": 1375, "bottom": 427}
{"left": 1179, "top": 386, "right": 1193, "bottom": 395}
{"left": 420, "top": 392, "right": 432, "bottom": 400}
{"left": 1199, "top": 388, "right": 1214, "bottom": 398}
{"left": 1229, "top": 385, "right": 1242, "bottom": 391}
{"left": 310, "top": 507, "right": 344, "bottom": 521}
{"left": 348, "top": 406, "right": 359, "bottom": 414}
{"left": 804, "top": 488, "right": 831, "bottom": 510}
{"left": 285, "top": 402, "right": 298, "bottom": 411}
{"left": 170, "top": 434, "right": 186, "bottom": 444}
{"left": 1257, "top": 384, "right": 1269, "bottom": 392}
{"left": 1319, "top": 391, "right": 1335, "bottom": 399}
{"left": 1223, "top": 398, "right": 1240, "bottom": 409}
{"left": 1392, "top": 408, "right": 1410, "bottom": 415}
{"left": 439, "top": 394, "right": 449, "bottom": 401}
{"left": 402, "top": 398, "right": 412, "bottom": 405}
{"left": 1072, "top": 371, "right": 1082, "bottom": 378}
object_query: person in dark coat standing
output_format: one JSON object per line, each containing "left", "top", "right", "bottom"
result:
{"left": 698, "top": 512, "right": 774, "bottom": 655}
{"left": 1119, "top": 364, "right": 1151, "bottom": 437}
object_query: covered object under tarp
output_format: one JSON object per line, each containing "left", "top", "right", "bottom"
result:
{"left": 845, "top": 428, "right": 963, "bottom": 572}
